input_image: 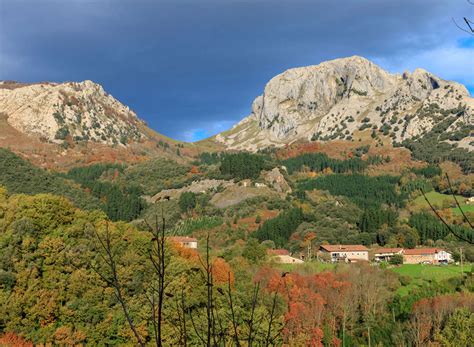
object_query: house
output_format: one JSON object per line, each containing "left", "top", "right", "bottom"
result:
{"left": 374, "top": 248, "right": 404, "bottom": 262}
{"left": 319, "top": 245, "right": 369, "bottom": 262}
{"left": 168, "top": 236, "right": 198, "bottom": 249}
{"left": 402, "top": 248, "right": 452, "bottom": 264}
{"left": 267, "top": 249, "right": 304, "bottom": 264}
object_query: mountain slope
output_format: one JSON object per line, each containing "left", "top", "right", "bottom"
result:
{"left": 208, "top": 56, "right": 473, "bottom": 151}
{"left": 0, "top": 80, "right": 192, "bottom": 169}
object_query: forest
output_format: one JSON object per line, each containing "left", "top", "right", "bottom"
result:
{"left": 0, "top": 188, "right": 472, "bottom": 346}
{"left": 0, "top": 145, "right": 473, "bottom": 345}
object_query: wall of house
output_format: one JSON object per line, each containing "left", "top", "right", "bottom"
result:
{"left": 403, "top": 254, "right": 435, "bottom": 264}
{"left": 331, "top": 251, "right": 368, "bottom": 261}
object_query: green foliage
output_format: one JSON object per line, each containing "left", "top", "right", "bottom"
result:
{"left": 220, "top": 152, "right": 271, "bottom": 180}
{"left": 254, "top": 208, "right": 305, "bottom": 247}
{"left": 64, "top": 164, "right": 145, "bottom": 222}
{"left": 389, "top": 254, "right": 403, "bottom": 265}
{"left": 298, "top": 174, "right": 404, "bottom": 208}
{"left": 401, "top": 112, "right": 474, "bottom": 173}
{"left": 281, "top": 152, "right": 367, "bottom": 174}
{"left": 242, "top": 238, "right": 267, "bottom": 263}
{"left": 122, "top": 159, "right": 192, "bottom": 195}
{"left": 408, "top": 212, "right": 473, "bottom": 243}
{"left": 358, "top": 207, "right": 398, "bottom": 233}
{"left": 0, "top": 148, "right": 101, "bottom": 211}
{"left": 435, "top": 308, "right": 474, "bottom": 346}
{"left": 411, "top": 165, "right": 442, "bottom": 178}
{"left": 178, "top": 192, "right": 197, "bottom": 213}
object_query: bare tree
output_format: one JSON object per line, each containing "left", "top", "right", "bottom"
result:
{"left": 452, "top": 0, "right": 474, "bottom": 34}
{"left": 421, "top": 174, "right": 473, "bottom": 244}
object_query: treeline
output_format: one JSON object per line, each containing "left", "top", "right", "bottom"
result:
{"left": 409, "top": 212, "right": 473, "bottom": 244}
{"left": 281, "top": 152, "right": 367, "bottom": 174}
{"left": 254, "top": 207, "right": 305, "bottom": 247}
{"left": 220, "top": 152, "right": 271, "bottom": 180}
{"left": 358, "top": 208, "right": 398, "bottom": 233}
{"left": 65, "top": 164, "right": 146, "bottom": 221}
{"left": 0, "top": 148, "right": 101, "bottom": 210}
{"left": 411, "top": 165, "right": 442, "bottom": 178}
{"left": 298, "top": 174, "right": 404, "bottom": 208}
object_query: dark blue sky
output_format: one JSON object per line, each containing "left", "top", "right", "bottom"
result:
{"left": 1, "top": 0, "right": 472, "bottom": 141}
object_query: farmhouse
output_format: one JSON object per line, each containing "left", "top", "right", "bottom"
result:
{"left": 319, "top": 244, "right": 369, "bottom": 262}
{"left": 168, "top": 236, "right": 198, "bottom": 249}
{"left": 267, "top": 249, "right": 304, "bottom": 264}
{"left": 402, "top": 248, "right": 452, "bottom": 264}
{"left": 374, "top": 248, "right": 404, "bottom": 262}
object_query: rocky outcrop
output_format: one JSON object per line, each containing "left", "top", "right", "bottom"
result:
{"left": 213, "top": 56, "right": 473, "bottom": 151}
{"left": 0, "top": 80, "right": 147, "bottom": 146}
{"left": 262, "top": 168, "right": 292, "bottom": 193}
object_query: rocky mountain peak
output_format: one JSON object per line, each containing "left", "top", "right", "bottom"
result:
{"left": 0, "top": 80, "right": 145, "bottom": 147}
{"left": 214, "top": 56, "right": 472, "bottom": 151}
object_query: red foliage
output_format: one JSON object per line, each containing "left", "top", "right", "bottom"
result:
{"left": 0, "top": 332, "right": 33, "bottom": 347}
{"left": 410, "top": 293, "right": 474, "bottom": 345}
{"left": 255, "top": 269, "right": 351, "bottom": 345}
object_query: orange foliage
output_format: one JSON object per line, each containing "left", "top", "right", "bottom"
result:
{"left": 212, "top": 257, "right": 234, "bottom": 285}
{"left": 190, "top": 165, "right": 200, "bottom": 174}
{"left": 255, "top": 269, "right": 350, "bottom": 345}
{"left": 0, "top": 333, "right": 33, "bottom": 347}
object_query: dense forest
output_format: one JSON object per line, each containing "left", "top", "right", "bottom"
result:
{"left": 0, "top": 142, "right": 473, "bottom": 345}
{"left": 0, "top": 149, "right": 101, "bottom": 210}
{"left": 0, "top": 188, "right": 472, "bottom": 346}
{"left": 298, "top": 174, "right": 405, "bottom": 208}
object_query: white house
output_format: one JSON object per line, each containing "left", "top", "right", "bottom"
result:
{"left": 168, "top": 236, "right": 198, "bottom": 249}
{"left": 319, "top": 245, "right": 369, "bottom": 262}
{"left": 402, "top": 248, "right": 453, "bottom": 264}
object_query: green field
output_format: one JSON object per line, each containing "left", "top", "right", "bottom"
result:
{"left": 390, "top": 264, "right": 471, "bottom": 295}
{"left": 411, "top": 191, "right": 474, "bottom": 216}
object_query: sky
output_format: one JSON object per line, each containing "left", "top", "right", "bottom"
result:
{"left": 1, "top": 0, "right": 473, "bottom": 142}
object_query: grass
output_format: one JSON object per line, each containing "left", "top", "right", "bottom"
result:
{"left": 411, "top": 191, "right": 473, "bottom": 216}
{"left": 390, "top": 263, "right": 471, "bottom": 296}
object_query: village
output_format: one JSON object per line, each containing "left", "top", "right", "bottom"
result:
{"left": 168, "top": 236, "right": 456, "bottom": 265}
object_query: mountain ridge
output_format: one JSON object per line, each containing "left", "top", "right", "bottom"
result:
{"left": 0, "top": 80, "right": 192, "bottom": 169}
{"left": 206, "top": 56, "right": 473, "bottom": 151}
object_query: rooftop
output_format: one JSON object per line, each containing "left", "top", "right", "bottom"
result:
{"left": 168, "top": 236, "right": 198, "bottom": 243}
{"left": 403, "top": 248, "right": 444, "bottom": 255}
{"left": 320, "top": 244, "right": 369, "bottom": 252}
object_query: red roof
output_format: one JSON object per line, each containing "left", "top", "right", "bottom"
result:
{"left": 403, "top": 248, "right": 442, "bottom": 255}
{"left": 374, "top": 248, "right": 403, "bottom": 254}
{"left": 267, "top": 249, "right": 290, "bottom": 256}
{"left": 168, "top": 236, "right": 197, "bottom": 243}
{"left": 320, "top": 244, "right": 368, "bottom": 252}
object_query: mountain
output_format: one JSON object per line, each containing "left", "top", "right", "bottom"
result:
{"left": 208, "top": 56, "right": 473, "bottom": 151}
{"left": 0, "top": 80, "right": 191, "bottom": 169}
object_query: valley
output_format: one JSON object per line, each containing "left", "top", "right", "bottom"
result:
{"left": 0, "top": 57, "right": 473, "bottom": 346}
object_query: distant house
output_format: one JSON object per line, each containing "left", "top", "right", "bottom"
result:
{"left": 374, "top": 248, "right": 404, "bottom": 262}
{"left": 267, "top": 249, "right": 304, "bottom": 264}
{"left": 319, "top": 245, "right": 369, "bottom": 262}
{"left": 168, "top": 236, "right": 198, "bottom": 249}
{"left": 402, "top": 248, "right": 452, "bottom": 264}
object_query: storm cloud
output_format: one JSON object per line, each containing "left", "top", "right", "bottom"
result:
{"left": 0, "top": 0, "right": 472, "bottom": 141}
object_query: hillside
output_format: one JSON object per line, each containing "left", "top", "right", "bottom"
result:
{"left": 206, "top": 56, "right": 473, "bottom": 154}
{"left": 0, "top": 80, "right": 194, "bottom": 169}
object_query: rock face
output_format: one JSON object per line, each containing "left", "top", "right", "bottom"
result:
{"left": 262, "top": 168, "right": 292, "bottom": 193}
{"left": 214, "top": 56, "right": 473, "bottom": 151}
{"left": 0, "top": 80, "right": 146, "bottom": 146}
